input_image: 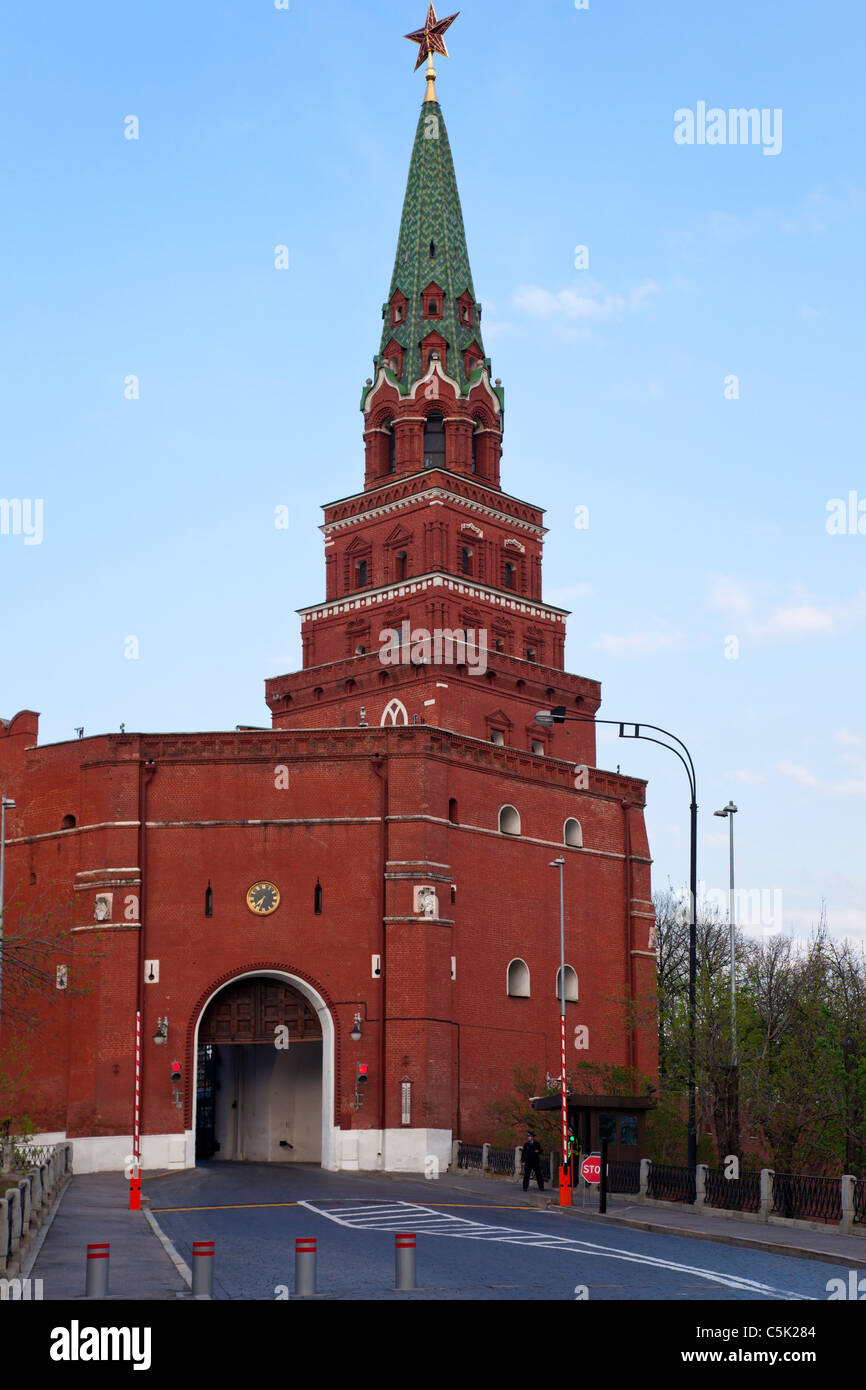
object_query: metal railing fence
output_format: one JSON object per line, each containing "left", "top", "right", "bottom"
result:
{"left": 772, "top": 1172, "right": 842, "bottom": 1225}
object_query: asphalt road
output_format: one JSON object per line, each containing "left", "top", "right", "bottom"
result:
{"left": 147, "top": 1163, "right": 846, "bottom": 1302}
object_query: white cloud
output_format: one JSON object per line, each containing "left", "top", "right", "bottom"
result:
{"left": 777, "top": 761, "right": 821, "bottom": 787}
{"left": 629, "top": 279, "right": 661, "bottom": 310}
{"left": 777, "top": 760, "right": 866, "bottom": 798}
{"left": 726, "top": 769, "right": 766, "bottom": 784}
{"left": 707, "top": 575, "right": 866, "bottom": 645}
{"left": 595, "top": 628, "right": 688, "bottom": 657}
{"left": 708, "top": 575, "right": 753, "bottom": 616}
{"left": 513, "top": 277, "right": 660, "bottom": 323}
{"left": 547, "top": 582, "right": 593, "bottom": 605}
{"left": 834, "top": 729, "right": 866, "bottom": 747}
{"left": 766, "top": 604, "right": 834, "bottom": 636}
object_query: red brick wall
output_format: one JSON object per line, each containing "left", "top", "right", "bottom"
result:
{"left": 0, "top": 722, "right": 656, "bottom": 1149}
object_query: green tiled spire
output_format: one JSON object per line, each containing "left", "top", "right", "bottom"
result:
{"left": 375, "top": 99, "right": 489, "bottom": 395}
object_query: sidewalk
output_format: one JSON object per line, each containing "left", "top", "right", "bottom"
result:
{"left": 403, "top": 1167, "right": 866, "bottom": 1269}
{"left": 27, "top": 1173, "right": 189, "bottom": 1300}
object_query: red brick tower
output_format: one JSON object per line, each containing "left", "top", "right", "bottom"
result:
{"left": 265, "top": 55, "right": 597, "bottom": 768}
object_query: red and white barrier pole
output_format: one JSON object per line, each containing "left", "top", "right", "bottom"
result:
{"left": 129, "top": 1009, "right": 141, "bottom": 1210}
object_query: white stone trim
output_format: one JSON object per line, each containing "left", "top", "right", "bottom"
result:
{"left": 7, "top": 822, "right": 140, "bottom": 846}
{"left": 71, "top": 923, "right": 139, "bottom": 934}
{"left": 299, "top": 572, "right": 567, "bottom": 622}
{"left": 48, "top": 1126, "right": 453, "bottom": 1176}
{"left": 144, "top": 818, "right": 380, "bottom": 829}
{"left": 76, "top": 867, "right": 140, "bottom": 877}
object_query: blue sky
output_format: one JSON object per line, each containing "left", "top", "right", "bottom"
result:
{"left": 1, "top": 1, "right": 864, "bottom": 945}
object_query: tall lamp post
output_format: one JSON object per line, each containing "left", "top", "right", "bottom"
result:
{"left": 713, "top": 801, "right": 739, "bottom": 1158}
{"left": 713, "top": 802, "right": 738, "bottom": 1064}
{"left": 536, "top": 708, "right": 699, "bottom": 1178}
{"left": 0, "top": 793, "right": 17, "bottom": 1038}
{"left": 549, "top": 854, "right": 570, "bottom": 1206}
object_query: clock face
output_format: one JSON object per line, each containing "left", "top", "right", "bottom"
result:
{"left": 246, "top": 881, "right": 280, "bottom": 916}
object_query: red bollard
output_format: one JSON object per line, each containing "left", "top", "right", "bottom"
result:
{"left": 295, "top": 1237, "right": 317, "bottom": 1296}
{"left": 395, "top": 1233, "right": 416, "bottom": 1291}
{"left": 85, "top": 1243, "right": 110, "bottom": 1299}
{"left": 191, "top": 1240, "right": 215, "bottom": 1298}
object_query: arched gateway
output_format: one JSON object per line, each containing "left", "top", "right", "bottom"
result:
{"left": 193, "top": 972, "right": 333, "bottom": 1166}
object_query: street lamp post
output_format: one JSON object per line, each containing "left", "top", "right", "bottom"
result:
{"left": 536, "top": 708, "right": 699, "bottom": 1177}
{"left": 549, "top": 854, "right": 570, "bottom": 1206}
{"left": 713, "top": 802, "right": 738, "bottom": 1064}
{"left": 0, "top": 793, "right": 17, "bottom": 1037}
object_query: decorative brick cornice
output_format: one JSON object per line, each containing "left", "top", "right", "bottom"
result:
{"left": 297, "top": 573, "right": 567, "bottom": 623}
{"left": 322, "top": 475, "right": 544, "bottom": 534}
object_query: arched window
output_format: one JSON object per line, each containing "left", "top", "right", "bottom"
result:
{"left": 314, "top": 880, "right": 323, "bottom": 915}
{"left": 204, "top": 882, "right": 213, "bottom": 918}
{"left": 499, "top": 804, "right": 520, "bottom": 835}
{"left": 424, "top": 412, "right": 445, "bottom": 469}
{"left": 460, "top": 546, "right": 473, "bottom": 576}
{"left": 564, "top": 818, "right": 583, "bottom": 848}
{"left": 448, "top": 798, "right": 459, "bottom": 824}
{"left": 395, "top": 550, "right": 408, "bottom": 581}
{"left": 555, "top": 966, "right": 579, "bottom": 1003}
{"left": 504, "top": 562, "right": 516, "bottom": 590}
{"left": 60, "top": 814, "right": 76, "bottom": 830}
{"left": 471, "top": 424, "right": 479, "bottom": 474}
{"left": 507, "top": 958, "right": 530, "bottom": 998}
{"left": 386, "top": 420, "right": 396, "bottom": 474}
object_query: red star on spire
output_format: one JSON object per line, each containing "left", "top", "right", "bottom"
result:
{"left": 405, "top": 4, "right": 459, "bottom": 72}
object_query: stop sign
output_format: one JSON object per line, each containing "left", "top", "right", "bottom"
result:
{"left": 581, "top": 1152, "right": 602, "bottom": 1183}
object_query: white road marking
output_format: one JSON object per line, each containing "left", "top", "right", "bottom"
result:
{"left": 298, "top": 1199, "right": 812, "bottom": 1299}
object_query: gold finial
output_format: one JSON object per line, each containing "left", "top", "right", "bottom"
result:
{"left": 424, "top": 51, "right": 438, "bottom": 104}
{"left": 405, "top": 4, "right": 459, "bottom": 101}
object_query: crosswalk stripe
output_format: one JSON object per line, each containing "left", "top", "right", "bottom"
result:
{"left": 297, "top": 1199, "right": 812, "bottom": 1299}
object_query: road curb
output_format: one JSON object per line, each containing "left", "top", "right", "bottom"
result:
{"left": 144, "top": 1205, "right": 192, "bottom": 1288}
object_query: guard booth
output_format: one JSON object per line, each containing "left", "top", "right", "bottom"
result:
{"left": 530, "top": 1093, "right": 654, "bottom": 1163}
